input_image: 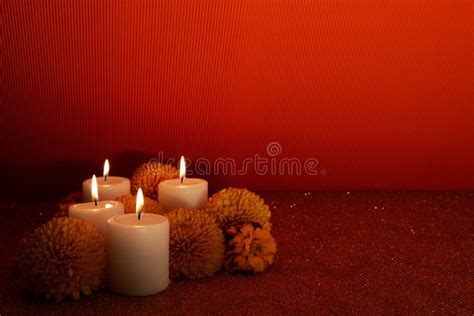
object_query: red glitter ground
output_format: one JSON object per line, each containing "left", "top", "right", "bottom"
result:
{"left": 1, "top": 191, "right": 473, "bottom": 314}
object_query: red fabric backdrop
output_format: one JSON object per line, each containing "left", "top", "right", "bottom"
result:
{"left": 1, "top": 1, "right": 473, "bottom": 194}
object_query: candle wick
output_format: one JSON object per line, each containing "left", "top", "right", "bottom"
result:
{"left": 104, "top": 175, "right": 107, "bottom": 182}
{"left": 94, "top": 200, "right": 97, "bottom": 207}
{"left": 138, "top": 211, "right": 141, "bottom": 220}
{"left": 181, "top": 177, "right": 184, "bottom": 184}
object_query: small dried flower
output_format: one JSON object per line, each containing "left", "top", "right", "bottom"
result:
{"left": 224, "top": 223, "right": 277, "bottom": 273}
{"left": 55, "top": 191, "right": 83, "bottom": 218}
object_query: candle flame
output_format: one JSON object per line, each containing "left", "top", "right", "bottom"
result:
{"left": 136, "top": 188, "right": 144, "bottom": 219}
{"left": 179, "top": 156, "right": 186, "bottom": 183}
{"left": 103, "top": 159, "right": 110, "bottom": 180}
{"left": 91, "top": 174, "right": 99, "bottom": 203}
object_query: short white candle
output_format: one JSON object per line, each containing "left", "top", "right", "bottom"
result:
{"left": 158, "top": 156, "right": 208, "bottom": 211}
{"left": 107, "top": 189, "right": 170, "bottom": 296}
{"left": 69, "top": 201, "right": 124, "bottom": 236}
{"left": 83, "top": 159, "right": 130, "bottom": 201}
{"left": 69, "top": 174, "right": 124, "bottom": 236}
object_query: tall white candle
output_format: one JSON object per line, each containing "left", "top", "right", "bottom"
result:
{"left": 107, "top": 189, "right": 170, "bottom": 296}
{"left": 83, "top": 159, "right": 130, "bottom": 201}
{"left": 69, "top": 174, "right": 124, "bottom": 236}
{"left": 158, "top": 156, "right": 208, "bottom": 211}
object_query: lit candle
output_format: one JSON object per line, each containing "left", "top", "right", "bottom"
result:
{"left": 158, "top": 156, "right": 208, "bottom": 211}
{"left": 69, "top": 174, "right": 125, "bottom": 236}
{"left": 107, "top": 188, "right": 170, "bottom": 296}
{"left": 83, "top": 159, "right": 131, "bottom": 201}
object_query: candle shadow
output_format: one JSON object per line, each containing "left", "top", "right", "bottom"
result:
{"left": 110, "top": 150, "right": 159, "bottom": 178}
{"left": 0, "top": 160, "right": 96, "bottom": 199}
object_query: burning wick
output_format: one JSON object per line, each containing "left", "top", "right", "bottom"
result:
{"left": 103, "top": 159, "right": 110, "bottom": 182}
{"left": 91, "top": 174, "right": 99, "bottom": 206}
{"left": 136, "top": 188, "right": 144, "bottom": 220}
{"left": 179, "top": 155, "right": 186, "bottom": 184}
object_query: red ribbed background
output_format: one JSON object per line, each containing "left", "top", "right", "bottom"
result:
{"left": 1, "top": 1, "right": 473, "bottom": 194}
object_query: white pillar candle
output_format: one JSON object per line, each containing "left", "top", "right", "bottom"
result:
{"left": 83, "top": 160, "right": 130, "bottom": 201}
{"left": 69, "top": 201, "right": 124, "bottom": 236}
{"left": 107, "top": 189, "right": 169, "bottom": 296}
{"left": 70, "top": 174, "right": 125, "bottom": 236}
{"left": 158, "top": 178, "right": 208, "bottom": 211}
{"left": 158, "top": 156, "right": 208, "bottom": 211}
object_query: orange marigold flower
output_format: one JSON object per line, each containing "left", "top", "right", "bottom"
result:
{"left": 131, "top": 162, "right": 178, "bottom": 200}
{"left": 116, "top": 194, "right": 164, "bottom": 215}
{"left": 18, "top": 217, "right": 106, "bottom": 301}
{"left": 166, "top": 208, "right": 225, "bottom": 279}
{"left": 205, "top": 188, "right": 271, "bottom": 230}
{"left": 224, "top": 223, "right": 277, "bottom": 273}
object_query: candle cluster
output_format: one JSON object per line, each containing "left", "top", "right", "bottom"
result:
{"left": 67, "top": 159, "right": 174, "bottom": 296}
{"left": 18, "top": 156, "right": 277, "bottom": 301}
{"left": 70, "top": 157, "right": 208, "bottom": 296}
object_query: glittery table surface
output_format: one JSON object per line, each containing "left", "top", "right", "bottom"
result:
{"left": 1, "top": 191, "right": 473, "bottom": 315}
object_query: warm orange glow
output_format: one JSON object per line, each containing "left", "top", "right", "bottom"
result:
{"left": 136, "top": 188, "right": 144, "bottom": 218}
{"left": 2, "top": 2, "right": 473, "bottom": 192}
{"left": 103, "top": 159, "right": 110, "bottom": 180}
{"left": 179, "top": 156, "right": 186, "bottom": 182}
{"left": 91, "top": 174, "right": 99, "bottom": 202}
